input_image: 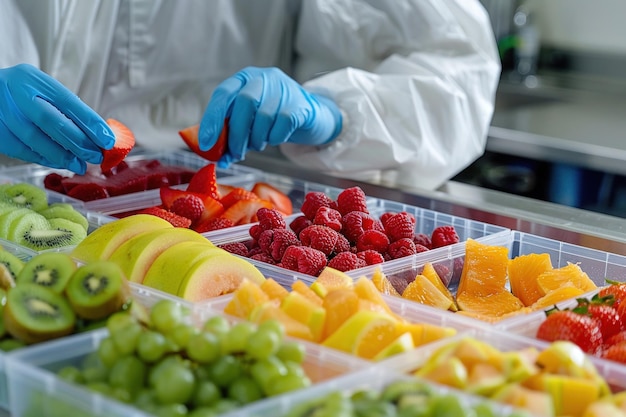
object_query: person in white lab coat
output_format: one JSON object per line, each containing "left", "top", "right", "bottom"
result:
{"left": 0, "top": 0, "right": 500, "bottom": 190}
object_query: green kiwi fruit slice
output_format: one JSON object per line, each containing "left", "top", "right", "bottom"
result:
{"left": 0, "top": 201, "right": 15, "bottom": 216}
{"left": 3, "top": 283, "right": 76, "bottom": 344}
{"left": 16, "top": 252, "right": 77, "bottom": 294}
{"left": 0, "top": 208, "right": 33, "bottom": 239}
{"left": 65, "top": 260, "right": 130, "bottom": 320}
{"left": 38, "top": 203, "right": 89, "bottom": 232}
{"left": 0, "top": 250, "right": 25, "bottom": 288}
{"left": 7, "top": 211, "right": 50, "bottom": 242}
{"left": 0, "top": 183, "right": 48, "bottom": 212}
{"left": 17, "top": 218, "right": 87, "bottom": 251}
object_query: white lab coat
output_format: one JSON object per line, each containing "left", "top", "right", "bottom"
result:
{"left": 1, "top": 0, "right": 500, "bottom": 190}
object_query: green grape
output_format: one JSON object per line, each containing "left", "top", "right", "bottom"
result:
{"left": 354, "top": 400, "right": 396, "bottom": 417}
{"left": 264, "top": 372, "right": 311, "bottom": 397}
{"left": 473, "top": 402, "right": 497, "bottom": 417}
{"left": 57, "top": 366, "right": 85, "bottom": 384}
{"left": 187, "top": 331, "right": 221, "bottom": 364}
{"left": 276, "top": 340, "right": 306, "bottom": 364}
{"left": 111, "top": 320, "right": 143, "bottom": 356}
{"left": 137, "top": 330, "right": 168, "bottom": 363}
{"left": 222, "top": 321, "right": 255, "bottom": 354}
{"left": 257, "top": 319, "right": 285, "bottom": 339}
{"left": 106, "top": 311, "right": 136, "bottom": 335}
{"left": 134, "top": 389, "right": 158, "bottom": 410}
{"left": 187, "top": 407, "right": 218, "bottom": 417}
{"left": 283, "top": 360, "right": 306, "bottom": 379}
{"left": 154, "top": 403, "right": 188, "bottom": 417}
{"left": 227, "top": 375, "right": 263, "bottom": 404}
{"left": 207, "top": 354, "right": 243, "bottom": 388}
{"left": 111, "top": 387, "right": 133, "bottom": 403}
{"left": 149, "top": 356, "right": 183, "bottom": 388}
{"left": 150, "top": 300, "right": 186, "bottom": 334}
{"left": 82, "top": 363, "right": 109, "bottom": 384}
{"left": 246, "top": 327, "right": 280, "bottom": 360}
{"left": 249, "top": 356, "right": 288, "bottom": 393}
{"left": 202, "top": 315, "right": 230, "bottom": 335}
{"left": 97, "top": 337, "right": 120, "bottom": 368}
{"left": 210, "top": 399, "right": 240, "bottom": 414}
{"left": 153, "top": 361, "right": 196, "bottom": 405}
{"left": 350, "top": 389, "right": 379, "bottom": 403}
{"left": 85, "top": 381, "right": 112, "bottom": 395}
{"left": 191, "top": 380, "right": 222, "bottom": 408}
{"left": 0, "top": 338, "right": 25, "bottom": 351}
{"left": 168, "top": 323, "right": 199, "bottom": 350}
{"left": 428, "top": 394, "right": 469, "bottom": 417}
{"left": 108, "top": 355, "right": 147, "bottom": 398}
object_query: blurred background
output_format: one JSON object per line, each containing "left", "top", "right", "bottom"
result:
{"left": 452, "top": 0, "right": 626, "bottom": 217}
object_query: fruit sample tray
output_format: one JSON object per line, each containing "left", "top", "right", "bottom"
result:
{"left": 0, "top": 150, "right": 260, "bottom": 211}
{"left": 4, "top": 317, "right": 369, "bottom": 417}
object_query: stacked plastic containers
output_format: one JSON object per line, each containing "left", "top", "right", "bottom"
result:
{"left": 0, "top": 150, "right": 625, "bottom": 416}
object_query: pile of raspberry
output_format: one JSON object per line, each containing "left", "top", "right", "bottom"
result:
{"left": 218, "top": 186, "right": 460, "bottom": 277}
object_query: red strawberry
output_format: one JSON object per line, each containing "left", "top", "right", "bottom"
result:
{"left": 193, "top": 217, "right": 234, "bottom": 233}
{"left": 139, "top": 206, "right": 192, "bottom": 228}
{"left": 101, "top": 119, "right": 135, "bottom": 173}
{"left": 43, "top": 173, "right": 66, "bottom": 193}
{"left": 160, "top": 186, "right": 213, "bottom": 210}
{"left": 251, "top": 182, "right": 293, "bottom": 215}
{"left": 179, "top": 119, "right": 229, "bottom": 162}
{"left": 536, "top": 309, "right": 603, "bottom": 355}
{"left": 598, "top": 280, "right": 626, "bottom": 310}
{"left": 221, "top": 199, "right": 273, "bottom": 226}
{"left": 187, "top": 163, "right": 220, "bottom": 200}
{"left": 576, "top": 295, "right": 623, "bottom": 342}
{"left": 602, "top": 341, "right": 626, "bottom": 364}
{"left": 195, "top": 196, "right": 225, "bottom": 225}
{"left": 220, "top": 187, "right": 260, "bottom": 209}
{"left": 67, "top": 183, "right": 109, "bottom": 201}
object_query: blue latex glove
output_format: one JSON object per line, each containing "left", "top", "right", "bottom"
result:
{"left": 0, "top": 64, "right": 115, "bottom": 174}
{"left": 199, "top": 66, "right": 342, "bottom": 167}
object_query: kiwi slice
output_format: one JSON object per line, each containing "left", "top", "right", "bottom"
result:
{"left": 65, "top": 260, "right": 130, "bottom": 320}
{"left": 0, "top": 208, "right": 33, "bottom": 239}
{"left": 3, "top": 283, "right": 76, "bottom": 344}
{"left": 38, "top": 203, "right": 89, "bottom": 232}
{"left": 0, "top": 201, "right": 15, "bottom": 216}
{"left": 17, "top": 218, "right": 87, "bottom": 251}
{"left": 0, "top": 183, "right": 48, "bottom": 212}
{"left": 0, "top": 250, "right": 25, "bottom": 288}
{"left": 7, "top": 211, "right": 50, "bottom": 241}
{"left": 16, "top": 252, "right": 77, "bottom": 294}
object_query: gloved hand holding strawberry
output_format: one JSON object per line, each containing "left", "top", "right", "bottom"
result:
{"left": 0, "top": 64, "right": 117, "bottom": 174}
{"left": 197, "top": 66, "right": 343, "bottom": 168}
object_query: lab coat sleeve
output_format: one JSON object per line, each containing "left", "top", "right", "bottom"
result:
{"left": 279, "top": 0, "right": 501, "bottom": 190}
{"left": 0, "top": 0, "right": 40, "bottom": 68}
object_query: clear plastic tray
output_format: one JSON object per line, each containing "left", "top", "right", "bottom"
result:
{"left": 0, "top": 280, "right": 191, "bottom": 412}
{"left": 0, "top": 150, "right": 260, "bottom": 211}
{"left": 5, "top": 315, "right": 368, "bottom": 417}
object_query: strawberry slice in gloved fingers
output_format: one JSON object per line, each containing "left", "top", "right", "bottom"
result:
{"left": 179, "top": 118, "right": 229, "bottom": 162}
{"left": 100, "top": 119, "right": 135, "bottom": 173}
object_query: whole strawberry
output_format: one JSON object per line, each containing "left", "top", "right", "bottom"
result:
{"left": 536, "top": 309, "right": 603, "bottom": 355}
{"left": 603, "top": 341, "right": 626, "bottom": 364}
{"left": 576, "top": 295, "right": 623, "bottom": 342}
{"left": 598, "top": 279, "right": 626, "bottom": 310}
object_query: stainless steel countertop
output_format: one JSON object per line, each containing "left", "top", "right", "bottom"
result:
{"left": 489, "top": 73, "right": 626, "bottom": 175}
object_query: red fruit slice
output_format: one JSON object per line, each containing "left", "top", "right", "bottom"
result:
{"left": 67, "top": 183, "right": 109, "bottom": 201}
{"left": 187, "top": 163, "right": 220, "bottom": 200}
{"left": 251, "top": 182, "right": 293, "bottom": 215}
{"left": 196, "top": 196, "right": 225, "bottom": 225}
{"left": 101, "top": 119, "right": 136, "bottom": 173}
{"left": 138, "top": 206, "right": 192, "bottom": 228}
{"left": 220, "top": 187, "right": 260, "bottom": 209}
{"left": 179, "top": 118, "right": 229, "bottom": 162}
{"left": 220, "top": 199, "right": 273, "bottom": 226}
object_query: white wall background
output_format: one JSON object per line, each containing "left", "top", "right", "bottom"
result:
{"left": 528, "top": 0, "right": 626, "bottom": 55}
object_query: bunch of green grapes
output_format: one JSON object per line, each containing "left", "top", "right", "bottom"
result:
{"left": 285, "top": 379, "right": 533, "bottom": 417}
{"left": 56, "top": 299, "right": 311, "bottom": 417}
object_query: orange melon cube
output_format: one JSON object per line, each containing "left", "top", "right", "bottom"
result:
{"left": 292, "top": 280, "right": 323, "bottom": 306}
{"left": 280, "top": 291, "right": 326, "bottom": 342}
{"left": 260, "top": 278, "right": 289, "bottom": 301}
{"left": 508, "top": 253, "right": 553, "bottom": 307}
{"left": 310, "top": 267, "right": 353, "bottom": 298}
{"left": 249, "top": 303, "right": 314, "bottom": 341}
{"left": 223, "top": 278, "right": 269, "bottom": 319}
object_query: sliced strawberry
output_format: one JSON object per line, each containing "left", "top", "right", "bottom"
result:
{"left": 67, "top": 183, "right": 109, "bottom": 201}
{"left": 187, "top": 163, "right": 220, "bottom": 200}
{"left": 217, "top": 183, "right": 236, "bottom": 197}
{"left": 101, "top": 119, "right": 136, "bottom": 173}
{"left": 251, "top": 182, "right": 293, "bottom": 215}
{"left": 179, "top": 118, "right": 229, "bottom": 162}
{"left": 193, "top": 217, "right": 235, "bottom": 233}
{"left": 195, "top": 196, "right": 225, "bottom": 225}
{"left": 43, "top": 173, "right": 66, "bottom": 193}
{"left": 220, "top": 187, "right": 260, "bottom": 209}
{"left": 220, "top": 199, "right": 273, "bottom": 226}
{"left": 159, "top": 186, "right": 224, "bottom": 224}
{"left": 138, "top": 206, "right": 192, "bottom": 228}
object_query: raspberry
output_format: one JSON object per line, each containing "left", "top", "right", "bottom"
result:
{"left": 257, "top": 228, "right": 300, "bottom": 261}
{"left": 415, "top": 244, "right": 430, "bottom": 254}
{"left": 342, "top": 211, "right": 384, "bottom": 244}
{"left": 43, "top": 173, "right": 65, "bottom": 193}
{"left": 357, "top": 250, "right": 385, "bottom": 266}
{"left": 379, "top": 212, "right": 395, "bottom": 227}
{"left": 313, "top": 206, "right": 343, "bottom": 232}
{"left": 336, "top": 186, "right": 368, "bottom": 215}
{"left": 384, "top": 212, "right": 416, "bottom": 242}
{"left": 249, "top": 224, "right": 263, "bottom": 240}
{"left": 334, "top": 233, "right": 351, "bottom": 254}
{"left": 299, "top": 225, "right": 339, "bottom": 256}
{"left": 431, "top": 225, "right": 460, "bottom": 248}
{"left": 170, "top": 195, "right": 204, "bottom": 222}
{"left": 138, "top": 207, "right": 192, "bottom": 228}
{"left": 327, "top": 251, "right": 367, "bottom": 272}
{"left": 300, "top": 191, "right": 337, "bottom": 220}
{"left": 281, "top": 246, "right": 328, "bottom": 276}
{"left": 250, "top": 253, "right": 276, "bottom": 264}
{"left": 433, "top": 263, "right": 452, "bottom": 286}
{"left": 413, "top": 233, "right": 432, "bottom": 249}
{"left": 193, "top": 217, "right": 234, "bottom": 233}
{"left": 387, "top": 238, "right": 417, "bottom": 259}
{"left": 289, "top": 215, "right": 313, "bottom": 237}
{"left": 257, "top": 207, "right": 286, "bottom": 231}
{"left": 218, "top": 242, "right": 249, "bottom": 257}
{"left": 356, "top": 230, "right": 389, "bottom": 253}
